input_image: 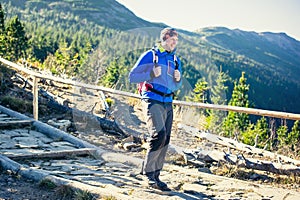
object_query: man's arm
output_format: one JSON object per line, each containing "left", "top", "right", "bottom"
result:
{"left": 129, "top": 51, "right": 154, "bottom": 83}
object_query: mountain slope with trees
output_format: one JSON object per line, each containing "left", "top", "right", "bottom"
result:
{"left": 195, "top": 27, "right": 300, "bottom": 113}
{"left": 1, "top": 0, "right": 300, "bottom": 115}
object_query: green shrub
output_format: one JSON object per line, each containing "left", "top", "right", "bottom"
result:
{"left": 240, "top": 117, "right": 269, "bottom": 149}
{"left": 105, "top": 97, "right": 114, "bottom": 107}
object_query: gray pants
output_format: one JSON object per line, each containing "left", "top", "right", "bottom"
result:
{"left": 141, "top": 99, "right": 173, "bottom": 175}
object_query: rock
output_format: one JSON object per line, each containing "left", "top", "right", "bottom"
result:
{"left": 2, "top": 130, "right": 20, "bottom": 137}
{"left": 182, "top": 183, "right": 207, "bottom": 194}
{"left": 123, "top": 142, "right": 139, "bottom": 150}
{"left": 47, "top": 119, "right": 72, "bottom": 132}
{"left": 13, "top": 137, "right": 39, "bottom": 148}
{"left": 0, "top": 141, "right": 17, "bottom": 149}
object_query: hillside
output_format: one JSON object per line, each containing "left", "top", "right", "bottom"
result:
{"left": 195, "top": 27, "right": 300, "bottom": 113}
{"left": 198, "top": 27, "right": 300, "bottom": 85}
{"left": 2, "top": 0, "right": 300, "bottom": 114}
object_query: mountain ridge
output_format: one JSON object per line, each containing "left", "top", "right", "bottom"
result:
{"left": 196, "top": 26, "right": 300, "bottom": 85}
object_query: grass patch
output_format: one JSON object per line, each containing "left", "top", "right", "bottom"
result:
{"left": 74, "top": 189, "right": 95, "bottom": 200}
{"left": 39, "top": 179, "right": 57, "bottom": 189}
{"left": 0, "top": 95, "right": 33, "bottom": 113}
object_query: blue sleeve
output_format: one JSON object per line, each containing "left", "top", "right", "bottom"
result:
{"left": 129, "top": 51, "right": 154, "bottom": 83}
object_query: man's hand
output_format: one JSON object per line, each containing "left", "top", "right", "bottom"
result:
{"left": 151, "top": 66, "right": 162, "bottom": 78}
{"left": 174, "top": 69, "right": 181, "bottom": 82}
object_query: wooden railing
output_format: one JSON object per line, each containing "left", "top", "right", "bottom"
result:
{"left": 1, "top": 56, "right": 300, "bottom": 121}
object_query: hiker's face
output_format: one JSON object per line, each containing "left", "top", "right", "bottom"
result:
{"left": 164, "top": 36, "right": 178, "bottom": 52}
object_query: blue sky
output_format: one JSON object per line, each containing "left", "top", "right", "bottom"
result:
{"left": 116, "top": 0, "right": 300, "bottom": 41}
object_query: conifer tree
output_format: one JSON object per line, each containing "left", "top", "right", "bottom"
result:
{"left": 6, "top": 16, "right": 28, "bottom": 61}
{"left": 0, "top": 3, "right": 5, "bottom": 33}
{"left": 0, "top": 3, "right": 6, "bottom": 56}
{"left": 277, "top": 125, "right": 288, "bottom": 146}
{"left": 207, "top": 70, "right": 229, "bottom": 133}
{"left": 241, "top": 117, "right": 269, "bottom": 148}
{"left": 222, "top": 72, "right": 250, "bottom": 138}
{"left": 0, "top": 34, "right": 5, "bottom": 57}
{"left": 287, "top": 120, "right": 300, "bottom": 148}
{"left": 191, "top": 78, "right": 209, "bottom": 103}
{"left": 100, "top": 59, "right": 121, "bottom": 88}
{"left": 188, "top": 78, "right": 210, "bottom": 117}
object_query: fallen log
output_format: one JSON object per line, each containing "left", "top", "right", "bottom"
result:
{"left": 6, "top": 148, "right": 97, "bottom": 160}
{"left": 39, "top": 88, "right": 73, "bottom": 112}
{"left": 183, "top": 147, "right": 300, "bottom": 176}
{"left": 0, "top": 119, "right": 34, "bottom": 127}
{"left": 197, "top": 131, "right": 300, "bottom": 166}
{"left": 72, "top": 108, "right": 127, "bottom": 138}
{"left": 227, "top": 154, "right": 300, "bottom": 176}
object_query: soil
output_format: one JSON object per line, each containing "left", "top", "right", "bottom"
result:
{"left": 0, "top": 170, "right": 59, "bottom": 200}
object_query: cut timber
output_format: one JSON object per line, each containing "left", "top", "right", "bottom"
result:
{"left": 197, "top": 131, "right": 300, "bottom": 166}
{"left": 39, "top": 89, "right": 72, "bottom": 112}
{"left": 0, "top": 119, "right": 34, "bottom": 127}
{"left": 6, "top": 148, "right": 96, "bottom": 160}
{"left": 225, "top": 154, "right": 300, "bottom": 176}
{"left": 72, "top": 108, "right": 127, "bottom": 138}
{"left": 183, "top": 147, "right": 300, "bottom": 176}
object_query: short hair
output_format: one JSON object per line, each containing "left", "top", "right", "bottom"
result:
{"left": 160, "top": 27, "right": 178, "bottom": 41}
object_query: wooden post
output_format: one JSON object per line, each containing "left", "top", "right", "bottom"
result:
{"left": 32, "top": 76, "right": 39, "bottom": 120}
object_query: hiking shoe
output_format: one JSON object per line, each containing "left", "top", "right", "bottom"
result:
{"left": 154, "top": 171, "right": 168, "bottom": 189}
{"left": 156, "top": 181, "right": 171, "bottom": 191}
{"left": 148, "top": 181, "right": 171, "bottom": 191}
{"left": 145, "top": 176, "right": 171, "bottom": 191}
{"left": 146, "top": 177, "right": 157, "bottom": 186}
{"left": 156, "top": 179, "right": 168, "bottom": 189}
{"left": 145, "top": 173, "right": 157, "bottom": 186}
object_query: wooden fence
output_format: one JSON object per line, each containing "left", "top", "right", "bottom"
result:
{"left": 1, "top": 56, "right": 300, "bottom": 121}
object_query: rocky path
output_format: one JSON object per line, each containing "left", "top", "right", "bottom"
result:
{"left": 1, "top": 100, "right": 300, "bottom": 200}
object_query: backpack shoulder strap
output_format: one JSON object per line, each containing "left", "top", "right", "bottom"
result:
{"left": 151, "top": 48, "right": 178, "bottom": 69}
{"left": 151, "top": 49, "right": 159, "bottom": 67}
{"left": 174, "top": 55, "right": 179, "bottom": 70}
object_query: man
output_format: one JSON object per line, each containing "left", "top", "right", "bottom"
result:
{"left": 129, "top": 27, "right": 182, "bottom": 191}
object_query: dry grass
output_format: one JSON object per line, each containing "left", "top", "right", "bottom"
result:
{"left": 211, "top": 163, "right": 300, "bottom": 189}
{"left": 54, "top": 185, "right": 74, "bottom": 200}
{"left": 101, "top": 195, "right": 117, "bottom": 200}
